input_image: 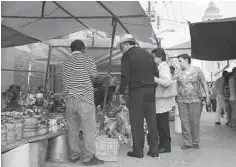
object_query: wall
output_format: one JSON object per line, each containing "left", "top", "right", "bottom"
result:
{"left": 1, "top": 48, "right": 18, "bottom": 92}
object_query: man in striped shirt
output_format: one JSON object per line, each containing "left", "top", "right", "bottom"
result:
{"left": 62, "top": 40, "right": 104, "bottom": 166}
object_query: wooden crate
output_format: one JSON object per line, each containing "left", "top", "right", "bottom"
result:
{"left": 95, "top": 136, "right": 119, "bottom": 162}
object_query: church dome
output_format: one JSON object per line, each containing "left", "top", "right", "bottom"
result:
{"left": 205, "top": 1, "right": 220, "bottom": 15}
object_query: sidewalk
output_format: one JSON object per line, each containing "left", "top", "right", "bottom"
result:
{"left": 45, "top": 111, "right": 236, "bottom": 167}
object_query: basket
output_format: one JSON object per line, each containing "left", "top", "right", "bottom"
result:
{"left": 95, "top": 136, "right": 119, "bottom": 162}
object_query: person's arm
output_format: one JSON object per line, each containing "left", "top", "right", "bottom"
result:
{"left": 154, "top": 64, "right": 172, "bottom": 87}
{"left": 198, "top": 68, "right": 210, "bottom": 104}
{"left": 119, "top": 55, "right": 129, "bottom": 94}
{"left": 88, "top": 56, "right": 98, "bottom": 84}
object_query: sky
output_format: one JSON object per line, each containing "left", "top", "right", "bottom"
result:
{"left": 140, "top": 0, "right": 236, "bottom": 48}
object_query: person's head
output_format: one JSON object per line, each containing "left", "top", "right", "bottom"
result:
{"left": 222, "top": 71, "right": 229, "bottom": 77}
{"left": 9, "top": 85, "right": 17, "bottom": 93}
{"left": 151, "top": 48, "right": 166, "bottom": 65}
{"left": 177, "top": 54, "right": 191, "bottom": 70}
{"left": 70, "top": 39, "right": 86, "bottom": 53}
{"left": 232, "top": 67, "right": 236, "bottom": 75}
{"left": 119, "top": 34, "right": 137, "bottom": 53}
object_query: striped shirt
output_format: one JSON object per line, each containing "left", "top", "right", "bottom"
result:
{"left": 62, "top": 51, "right": 97, "bottom": 105}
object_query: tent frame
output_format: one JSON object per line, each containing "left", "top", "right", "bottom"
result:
{"left": 42, "top": 1, "right": 135, "bottom": 130}
{"left": 2, "top": 1, "right": 157, "bottom": 130}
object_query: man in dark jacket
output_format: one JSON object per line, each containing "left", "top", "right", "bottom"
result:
{"left": 117, "top": 34, "right": 159, "bottom": 158}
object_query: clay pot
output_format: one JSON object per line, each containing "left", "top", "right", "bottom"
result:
{"left": 24, "top": 117, "right": 37, "bottom": 127}
{"left": 1, "top": 140, "right": 8, "bottom": 146}
{"left": 23, "top": 131, "right": 36, "bottom": 138}
{"left": 6, "top": 123, "right": 15, "bottom": 131}
{"left": 15, "top": 130, "right": 23, "bottom": 140}
{"left": 24, "top": 128, "right": 36, "bottom": 132}
{"left": 7, "top": 136, "right": 16, "bottom": 144}
{"left": 37, "top": 127, "right": 48, "bottom": 136}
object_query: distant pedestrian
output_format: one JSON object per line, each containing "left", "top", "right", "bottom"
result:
{"left": 214, "top": 71, "right": 227, "bottom": 125}
{"left": 229, "top": 67, "right": 236, "bottom": 128}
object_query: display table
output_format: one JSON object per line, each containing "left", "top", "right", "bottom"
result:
{"left": 1, "top": 130, "right": 65, "bottom": 153}
{"left": 1, "top": 130, "right": 66, "bottom": 167}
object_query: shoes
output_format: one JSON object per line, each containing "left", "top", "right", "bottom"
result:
{"left": 226, "top": 122, "right": 229, "bottom": 126}
{"left": 84, "top": 156, "right": 104, "bottom": 166}
{"left": 159, "top": 147, "right": 171, "bottom": 154}
{"left": 127, "top": 151, "right": 143, "bottom": 158}
{"left": 147, "top": 151, "right": 160, "bottom": 158}
{"left": 215, "top": 122, "right": 221, "bottom": 125}
{"left": 181, "top": 145, "right": 192, "bottom": 150}
{"left": 193, "top": 144, "right": 200, "bottom": 149}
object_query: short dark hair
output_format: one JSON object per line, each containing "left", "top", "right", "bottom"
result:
{"left": 222, "top": 71, "right": 229, "bottom": 77}
{"left": 70, "top": 40, "right": 85, "bottom": 52}
{"left": 151, "top": 48, "right": 166, "bottom": 61}
{"left": 232, "top": 67, "right": 236, "bottom": 73}
{"left": 178, "top": 54, "right": 191, "bottom": 64}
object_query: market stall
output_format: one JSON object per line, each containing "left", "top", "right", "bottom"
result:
{"left": 1, "top": 1, "right": 157, "bottom": 166}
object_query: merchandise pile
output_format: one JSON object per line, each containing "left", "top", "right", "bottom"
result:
{"left": 96, "top": 94, "right": 132, "bottom": 144}
{"left": 1, "top": 108, "right": 49, "bottom": 146}
{"left": 48, "top": 113, "right": 67, "bottom": 133}
{"left": 50, "top": 93, "right": 66, "bottom": 113}
{"left": 1, "top": 85, "right": 67, "bottom": 147}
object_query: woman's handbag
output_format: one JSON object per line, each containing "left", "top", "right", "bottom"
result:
{"left": 155, "top": 80, "right": 178, "bottom": 98}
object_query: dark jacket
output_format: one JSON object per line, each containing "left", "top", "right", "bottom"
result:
{"left": 119, "top": 46, "right": 158, "bottom": 93}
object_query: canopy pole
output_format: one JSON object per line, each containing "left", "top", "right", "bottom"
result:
{"left": 100, "top": 18, "right": 117, "bottom": 131}
{"left": 44, "top": 45, "right": 52, "bottom": 95}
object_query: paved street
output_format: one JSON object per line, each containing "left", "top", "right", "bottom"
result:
{"left": 45, "top": 111, "right": 236, "bottom": 167}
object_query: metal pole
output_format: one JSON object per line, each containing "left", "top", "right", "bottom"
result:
{"left": 44, "top": 45, "right": 52, "bottom": 94}
{"left": 96, "top": 1, "right": 130, "bottom": 34}
{"left": 100, "top": 18, "right": 117, "bottom": 130}
{"left": 148, "top": 1, "right": 151, "bottom": 14}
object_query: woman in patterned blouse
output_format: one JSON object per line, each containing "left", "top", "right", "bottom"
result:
{"left": 175, "top": 54, "right": 210, "bottom": 150}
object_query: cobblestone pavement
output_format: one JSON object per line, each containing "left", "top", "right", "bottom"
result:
{"left": 45, "top": 111, "right": 236, "bottom": 167}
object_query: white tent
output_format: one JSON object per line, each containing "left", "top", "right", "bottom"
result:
{"left": 31, "top": 37, "right": 157, "bottom": 73}
{"left": 2, "top": 1, "right": 156, "bottom": 47}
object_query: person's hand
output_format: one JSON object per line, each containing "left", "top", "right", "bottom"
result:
{"left": 154, "top": 76, "right": 159, "bottom": 83}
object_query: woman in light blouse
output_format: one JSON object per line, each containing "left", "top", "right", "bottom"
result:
{"left": 151, "top": 48, "right": 175, "bottom": 153}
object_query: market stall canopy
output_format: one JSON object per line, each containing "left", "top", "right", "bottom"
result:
{"left": 189, "top": 17, "right": 236, "bottom": 61}
{"left": 31, "top": 37, "right": 157, "bottom": 73}
{"left": 165, "top": 41, "right": 191, "bottom": 58}
{"left": 2, "top": 1, "right": 154, "bottom": 48}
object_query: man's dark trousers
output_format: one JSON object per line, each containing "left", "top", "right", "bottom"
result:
{"left": 129, "top": 85, "right": 159, "bottom": 155}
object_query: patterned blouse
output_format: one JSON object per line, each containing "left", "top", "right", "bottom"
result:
{"left": 176, "top": 66, "right": 206, "bottom": 103}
